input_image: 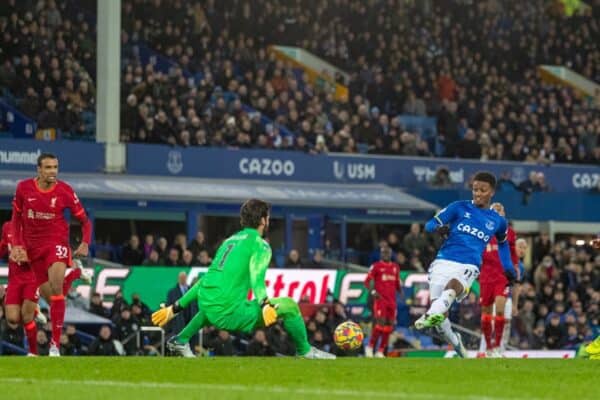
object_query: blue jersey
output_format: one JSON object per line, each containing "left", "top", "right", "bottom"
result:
{"left": 426, "top": 200, "right": 508, "bottom": 268}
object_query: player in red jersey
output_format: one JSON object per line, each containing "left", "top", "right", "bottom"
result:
{"left": 478, "top": 203, "right": 519, "bottom": 358}
{"left": 364, "top": 246, "right": 402, "bottom": 358}
{"left": 0, "top": 222, "right": 44, "bottom": 355}
{"left": 9, "top": 153, "right": 92, "bottom": 356}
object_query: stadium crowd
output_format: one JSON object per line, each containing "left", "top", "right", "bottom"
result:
{"left": 0, "top": 0, "right": 96, "bottom": 138}
{"left": 2, "top": 0, "right": 599, "bottom": 164}
{"left": 118, "top": 0, "right": 600, "bottom": 164}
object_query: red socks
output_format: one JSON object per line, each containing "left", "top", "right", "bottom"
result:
{"left": 24, "top": 320, "right": 38, "bottom": 355}
{"left": 378, "top": 325, "right": 393, "bottom": 353}
{"left": 50, "top": 294, "right": 66, "bottom": 347}
{"left": 481, "top": 313, "right": 493, "bottom": 349}
{"left": 63, "top": 268, "right": 82, "bottom": 294}
{"left": 369, "top": 324, "right": 383, "bottom": 348}
{"left": 494, "top": 316, "right": 505, "bottom": 348}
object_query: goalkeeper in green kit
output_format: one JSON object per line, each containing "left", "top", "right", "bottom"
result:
{"left": 151, "top": 199, "right": 335, "bottom": 359}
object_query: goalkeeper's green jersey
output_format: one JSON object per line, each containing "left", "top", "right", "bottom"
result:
{"left": 199, "top": 228, "right": 272, "bottom": 310}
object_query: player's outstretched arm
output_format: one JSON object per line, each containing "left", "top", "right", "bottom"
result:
{"left": 498, "top": 240, "right": 517, "bottom": 282}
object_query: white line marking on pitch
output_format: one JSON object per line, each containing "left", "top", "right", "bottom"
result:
{"left": 0, "top": 378, "right": 539, "bottom": 400}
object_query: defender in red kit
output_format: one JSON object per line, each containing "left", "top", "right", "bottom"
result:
{"left": 0, "top": 222, "right": 46, "bottom": 355}
{"left": 478, "top": 202, "right": 519, "bottom": 357}
{"left": 10, "top": 153, "right": 92, "bottom": 356}
{"left": 364, "top": 246, "right": 402, "bottom": 357}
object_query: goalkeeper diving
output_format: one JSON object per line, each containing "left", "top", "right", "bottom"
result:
{"left": 152, "top": 198, "right": 335, "bottom": 359}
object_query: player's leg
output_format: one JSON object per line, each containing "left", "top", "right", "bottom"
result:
{"left": 47, "top": 261, "right": 68, "bottom": 355}
{"left": 4, "top": 304, "right": 22, "bottom": 329}
{"left": 480, "top": 299, "right": 494, "bottom": 355}
{"left": 21, "top": 299, "right": 38, "bottom": 355}
{"left": 416, "top": 261, "right": 472, "bottom": 329}
{"left": 269, "top": 297, "right": 313, "bottom": 356}
{"left": 375, "top": 304, "right": 396, "bottom": 357}
{"left": 491, "top": 292, "right": 507, "bottom": 357}
{"left": 168, "top": 306, "right": 208, "bottom": 358}
{"left": 501, "top": 297, "right": 512, "bottom": 352}
{"left": 366, "top": 300, "right": 384, "bottom": 357}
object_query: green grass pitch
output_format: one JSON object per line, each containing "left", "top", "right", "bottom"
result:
{"left": 0, "top": 357, "right": 597, "bottom": 400}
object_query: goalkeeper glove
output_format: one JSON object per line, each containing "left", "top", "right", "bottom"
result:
{"left": 261, "top": 298, "right": 278, "bottom": 327}
{"left": 151, "top": 302, "right": 182, "bottom": 327}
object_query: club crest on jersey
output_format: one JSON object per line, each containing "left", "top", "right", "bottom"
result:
{"left": 485, "top": 221, "right": 495, "bottom": 230}
{"left": 464, "top": 212, "right": 471, "bottom": 219}
{"left": 50, "top": 197, "right": 57, "bottom": 208}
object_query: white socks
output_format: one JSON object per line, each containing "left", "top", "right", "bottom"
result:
{"left": 428, "top": 289, "right": 456, "bottom": 315}
{"left": 436, "top": 318, "right": 459, "bottom": 347}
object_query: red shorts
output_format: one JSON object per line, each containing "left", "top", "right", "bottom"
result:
{"left": 5, "top": 265, "right": 38, "bottom": 305}
{"left": 27, "top": 243, "right": 72, "bottom": 286}
{"left": 373, "top": 300, "right": 397, "bottom": 321}
{"left": 479, "top": 280, "right": 510, "bottom": 307}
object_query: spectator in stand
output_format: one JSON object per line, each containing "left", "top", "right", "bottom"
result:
{"left": 36, "top": 330, "right": 50, "bottom": 356}
{"left": 181, "top": 250, "right": 194, "bottom": 267}
{"left": 534, "top": 256, "right": 560, "bottom": 292}
{"left": 303, "top": 250, "right": 326, "bottom": 268}
{"left": 155, "top": 237, "right": 169, "bottom": 262}
{"left": 122, "top": 234, "right": 144, "bottom": 266}
{"left": 402, "top": 223, "right": 428, "bottom": 261}
{"left": 188, "top": 231, "right": 207, "bottom": 259}
{"left": 211, "top": 330, "right": 234, "bottom": 356}
{"left": 63, "top": 324, "right": 82, "bottom": 356}
{"left": 143, "top": 234, "right": 155, "bottom": 259}
{"left": 88, "top": 325, "right": 119, "bottom": 356}
{"left": 115, "top": 306, "right": 139, "bottom": 355}
{"left": 89, "top": 292, "right": 108, "bottom": 318}
{"left": 196, "top": 250, "right": 212, "bottom": 267}
{"left": 142, "top": 249, "right": 161, "bottom": 266}
{"left": 165, "top": 248, "right": 181, "bottom": 266}
{"left": 429, "top": 167, "right": 453, "bottom": 188}
{"left": 285, "top": 249, "right": 302, "bottom": 268}
{"left": 246, "top": 329, "right": 275, "bottom": 356}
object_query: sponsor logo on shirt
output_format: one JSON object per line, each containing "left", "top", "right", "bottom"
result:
{"left": 456, "top": 223, "right": 490, "bottom": 242}
{"left": 27, "top": 209, "right": 56, "bottom": 220}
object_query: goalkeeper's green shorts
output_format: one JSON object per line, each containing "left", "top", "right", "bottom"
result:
{"left": 199, "top": 299, "right": 263, "bottom": 334}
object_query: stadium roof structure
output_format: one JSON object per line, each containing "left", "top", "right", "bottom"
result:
{"left": 0, "top": 171, "right": 436, "bottom": 219}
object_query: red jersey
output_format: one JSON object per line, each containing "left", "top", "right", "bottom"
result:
{"left": 364, "top": 261, "right": 401, "bottom": 304}
{"left": 1, "top": 222, "right": 35, "bottom": 284}
{"left": 11, "top": 178, "right": 91, "bottom": 248}
{"left": 480, "top": 227, "right": 518, "bottom": 284}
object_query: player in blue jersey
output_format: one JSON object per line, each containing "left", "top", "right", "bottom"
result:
{"left": 415, "top": 172, "right": 517, "bottom": 358}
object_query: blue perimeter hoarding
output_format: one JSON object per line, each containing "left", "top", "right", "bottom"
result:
{"left": 126, "top": 143, "right": 599, "bottom": 192}
{"left": 0, "top": 138, "right": 104, "bottom": 173}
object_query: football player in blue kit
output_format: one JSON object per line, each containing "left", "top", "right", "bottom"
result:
{"left": 415, "top": 172, "right": 517, "bottom": 358}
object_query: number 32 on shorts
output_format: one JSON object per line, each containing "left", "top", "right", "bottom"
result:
{"left": 55, "top": 245, "right": 68, "bottom": 258}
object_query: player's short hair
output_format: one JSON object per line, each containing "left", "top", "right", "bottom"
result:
{"left": 37, "top": 152, "right": 57, "bottom": 166}
{"left": 472, "top": 171, "right": 497, "bottom": 189}
{"left": 240, "top": 199, "right": 271, "bottom": 229}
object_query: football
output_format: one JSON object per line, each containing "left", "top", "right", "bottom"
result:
{"left": 333, "top": 321, "right": 364, "bottom": 351}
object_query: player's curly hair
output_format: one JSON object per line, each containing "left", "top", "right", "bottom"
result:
{"left": 473, "top": 171, "right": 497, "bottom": 189}
{"left": 240, "top": 199, "right": 271, "bottom": 229}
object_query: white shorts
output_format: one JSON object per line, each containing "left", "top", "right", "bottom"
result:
{"left": 428, "top": 259, "right": 479, "bottom": 302}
